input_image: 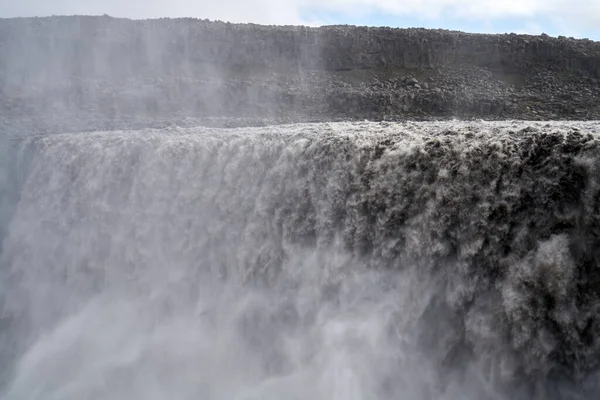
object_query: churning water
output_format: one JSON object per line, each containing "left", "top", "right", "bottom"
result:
{"left": 2, "top": 120, "right": 600, "bottom": 399}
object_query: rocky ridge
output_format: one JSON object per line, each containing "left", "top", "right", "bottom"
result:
{"left": 0, "top": 16, "right": 599, "bottom": 131}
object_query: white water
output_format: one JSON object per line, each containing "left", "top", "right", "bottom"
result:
{"left": 2, "top": 121, "right": 600, "bottom": 399}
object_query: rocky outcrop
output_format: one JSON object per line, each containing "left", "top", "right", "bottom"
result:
{"left": 0, "top": 16, "right": 599, "bottom": 131}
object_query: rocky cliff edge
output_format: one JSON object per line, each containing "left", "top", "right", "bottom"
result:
{"left": 1, "top": 16, "right": 599, "bottom": 132}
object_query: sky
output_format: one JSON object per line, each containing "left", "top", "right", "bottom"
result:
{"left": 0, "top": 0, "right": 598, "bottom": 40}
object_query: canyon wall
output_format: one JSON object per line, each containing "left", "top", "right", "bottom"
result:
{"left": 0, "top": 16, "right": 599, "bottom": 131}
{"left": 1, "top": 16, "right": 599, "bottom": 78}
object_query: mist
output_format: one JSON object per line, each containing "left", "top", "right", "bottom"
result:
{"left": 1, "top": 14, "right": 600, "bottom": 400}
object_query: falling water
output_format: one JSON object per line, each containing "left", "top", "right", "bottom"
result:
{"left": 2, "top": 120, "right": 600, "bottom": 399}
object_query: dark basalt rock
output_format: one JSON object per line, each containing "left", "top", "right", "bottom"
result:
{"left": 0, "top": 16, "right": 599, "bottom": 133}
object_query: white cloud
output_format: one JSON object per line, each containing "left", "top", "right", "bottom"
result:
{"left": 304, "top": 0, "right": 542, "bottom": 19}
{"left": 0, "top": 0, "right": 598, "bottom": 38}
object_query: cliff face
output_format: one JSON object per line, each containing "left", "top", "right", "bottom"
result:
{"left": 1, "top": 16, "right": 599, "bottom": 132}
{"left": 2, "top": 17, "right": 599, "bottom": 77}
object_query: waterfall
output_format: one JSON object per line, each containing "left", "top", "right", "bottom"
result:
{"left": 1, "top": 120, "right": 600, "bottom": 399}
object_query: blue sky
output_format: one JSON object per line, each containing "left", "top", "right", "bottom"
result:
{"left": 1, "top": 0, "right": 598, "bottom": 40}
{"left": 300, "top": 9, "right": 599, "bottom": 40}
